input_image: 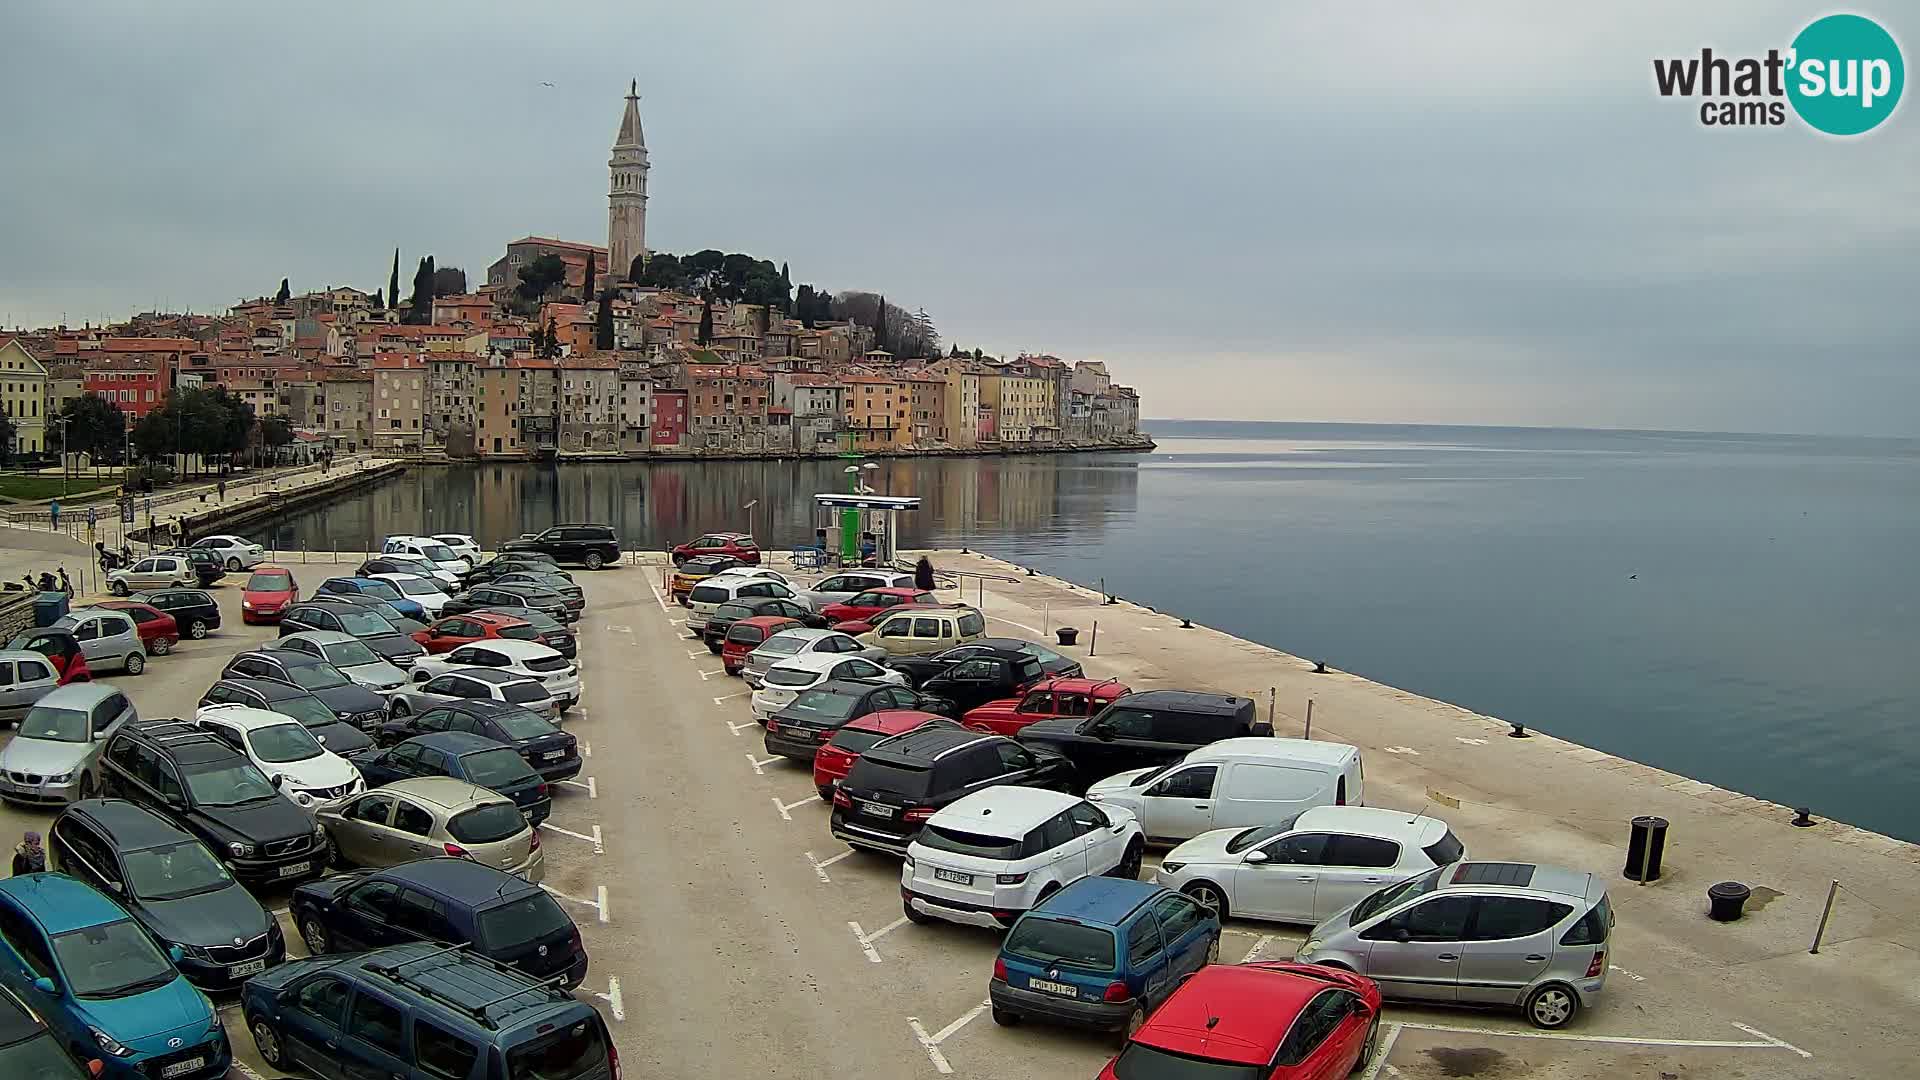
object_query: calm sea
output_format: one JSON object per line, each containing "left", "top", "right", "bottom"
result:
{"left": 264, "top": 422, "right": 1920, "bottom": 841}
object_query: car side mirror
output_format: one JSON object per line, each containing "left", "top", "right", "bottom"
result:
{"left": 1243, "top": 849, "right": 1269, "bottom": 865}
{"left": 33, "top": 976, "right": 56, "bottom": 995}
{"left": 271, "top": 774, "right": 285, "bottom": 789}
{"left": 1350, "top": 1000, "right": 1372, "bottom": 1017}
{"left": 167, "top": 944, "right": 185, "bottom": 964}
{"left": 1394, "top": 928, "right": 1411, "bottom": 943}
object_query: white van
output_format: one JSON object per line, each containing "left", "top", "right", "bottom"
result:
{"left": 685, "top": 574, "right": 808, "bottom": 632}
{"left": 1084, "top": 737, "right": 1364, "bottom": 845}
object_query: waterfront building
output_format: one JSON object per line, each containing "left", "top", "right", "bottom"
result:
{"left": 0, "top": 338, "right": 49, "bottom": 455}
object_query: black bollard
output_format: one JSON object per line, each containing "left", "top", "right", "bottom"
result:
{"left": 1624, "top": 816, "right": 1669, "bottom": 881}
{"left": 1708, "top": 881, "right": 1752, "bottom": 921}
{"left": 1056, "top": 627, "right": 1079, "bottom": 647}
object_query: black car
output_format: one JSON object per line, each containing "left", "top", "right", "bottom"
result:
{"left": 299, "top": 593, "right": 429, "bottom": 635}
{"left": 48, "top": 798, "right": 285, "bottom": 989}
{"left": 355, "top": 556, "right": 459, "bottom": 587}
{"left": 829, "top": 727, "right": 1074, "bottom": 855}
{"left": 466, "top": 552, "right": 568, "bottom": 588}
{"left": 489, "top": 570, "right": 586, "bottom": 613}
{"left": 764, "top": 679, "right": 952, "bottom": 762}
{"left": 443, "top": 583, "right": 574, "bottom": 624}
{"left": 288, "top": 857, "right": 588, "bottom": 988}
{"left": 891, "top": 638, "right": 1083, "bottom": 685}
{"left": 219, "top": 650, "right": 388, "bottom": 730}
{"left": 278, "top": 605, "right": 430, "bottom": 666}
{"left": 702, "top": 597, "right": 828, "bottom": 652}
{"left": 0, "top": 981, "right": 93, "bottom": 1080}
{"left": 886, "top": 645, "right": 1052, "bottom": 715}
{"left": 355, "top": 731, "right": 551, "bottom": 825}
{"left": 199, "top": 678, "right": 377, "bottom": 754}
{"left": 374, "top": 698, "right": 580, "bottom": 782}
{"left": 500, "top": 523, "right": 621, "bottom": 570}
{"left": 1015, "top": 691, "right": 1269, "bottom": 789}
{"left": 159, "top": 547, "right": 228, "bottom": 587}
{"left": 96, "top": 719, "right": 327, "bottom": 887}
{"left": 129, "top": 587, "right": 223, "bottom": 639}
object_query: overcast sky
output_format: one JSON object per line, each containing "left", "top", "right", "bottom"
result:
{"left": 3, "top": 2, "right": 1915, "bottom": 435}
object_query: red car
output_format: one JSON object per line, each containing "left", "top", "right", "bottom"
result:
{"left": 670, "top": 532, "right": 761, "bottom": 566}
{"left": 822, "top": 589, "right": 940, "bottom": 632}
{"left": 962, "top": 677, "right": 1133, "bottom": 736}
{"left": 811, "top": 709, "right": 952, "bottom": 801}
{"left": 413, "top": 611, "right": 540, "bottom": 654}
{"left": 8, "top": 627, "right": 92, "bottom": 683}
{"left": 99, "top": 601, "right": 179, "bottom": 656}
{"left": 1098, "top": 962, "right": 1383, "bottom": 1080}
{"left": 241, "top": 565, "right": 300, "bottom": 624}
{"left": 721, "top": 615, "right": 803, "bottom": 675}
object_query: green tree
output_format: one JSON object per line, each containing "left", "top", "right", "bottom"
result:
{"left": 432, "top": 265, "right": 467, "bottom": 295}
{"left": 594, "top": 291, "right": 615, "bottom": 351}
{"left": 697, "top": 296, "right": 713, "bottom": 345}
{"left": 872, "top": 293, "right": 888, "bottom": 352}
{"left": 260, "top": 416, "right": 294, "bottom": 464}
{"left": 275, "top": 278, "right": 291, "bottom": 303}
{"left": 795, "top": 284, "right": 816, "bottom": 328}
{"left": 516, "top": 254, "right": 567, "bottom": 301}
{"left": 388, "top": 248, "right": 401, "bottom": 309}
{"left": 60, "top": 393, "right": 127, "bottom": 466}
{"left": 541, "top": 316, "right": 560, "bottom": 358}
{"left": 372, "top": 288, "right": 384, "bottom": 309}
{"left": 0, "top": 411, "right": 15, "bottom": 464}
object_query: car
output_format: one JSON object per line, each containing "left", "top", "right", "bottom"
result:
{"left": 302, "top": 593, "right": 430, "bottom": 636}
{"left": 4, "top": 628, "right": 92, "bottom": 685}
{"left": 793, "top": 568, "right": 915, "bottom": 610}
{"left": 1087, "top": 738, "right": 1368, "bottom": 844}
{"left": 270, "top": 631, "right": 410, "bottom": 692}
{"left": 315, "top": 577, "right": 427, "bottom": 621}
{"left": 764, "top": 679, "right": 952, "bottom": 762}
{"left": 375, "top": 699, "right": 580, "bottom": 783}
{"left": 380, "top": 535, "right": 472, "bottom": 576}
{"left": 367, "top": 573, "right": 453, "bottom": 618}
{"left": 466, "top": 551, "right": 567, "bottom": 588}
{"left": 902, "top": 788, "right": 1145, "bottom": 930}
{"left": 429, "top": 533, "right": 482, "bottom": 564}
{"left": 49, "top": 608, "right": 147, "bottom": 676}
{"left": 668, "top": 554, "right": 744, "bottom": 605}
{"left": 157, "top": 547, "right": 228, "bottom": 588}
{"left": 1154, "top": 807, "right": 1465, "bottom": 924}
{"left": 710, "top": 566, "right": 789, "bottom": 585}
{"left": 738, "top": 628, "right": 885, "bottom": 688}
{"left": 700, "top": 597, "right": 827, "bottom": 653}
{"left": 189, "top": 533, "right": 267, "bottom": 571}
{"left": 240, "top": 566, "right": 300, "bottom": 624}
{"left": 819, "top": 587, "right": 938, "bottom": 628}
{"left": 751, "top": 652, "right": 906, "bottom": 721}
{"left": 883, "top": 645, "right": 1053, "bottom": 716}
{"left": 218, "top": 650, "right": 389, "bottom": 729}
{"left": 356, "top": 555, "right": 461, "bottom": 592}
{"left": 0, "top": 683, "right": 135, "bottom": 804}
{"left": 388, "top": 668, "right": 560, "bottom": 723}
{"left": 0, "top": 650, "right": 61, "bottom": 724}
{"left": 686, "top": 575, "right": 808, "bottom": 633}
{"left": 487, "top": 570, "right": 584, "bottom": 613}
{"left": 95, "top": 601, "right": 178, "bottom": 656}
{"left": 962, "top": 677, "right": 1133, "bottom": 737}
{"left": 196, "top": 687, "right": 375, "bottom": 760}
{"left": 411, "top": 641, "right": 581, "bottom": 711}
{"left": 830, "top": 727, "right": 1076, "bottom": 856}
{"left": 892, "top": 638, "right": 1085, "bottom": 686}
{"left": 669, "top": 531, "right": 760, "bottom": 566}
{"left": 355, "top": 732, "right": 551, "bottom": 826}
{"left": 0, "top": 873, "right": 229, "bottom": 1080}
{"left": 318, "top": 776, "right": 543, "bottom": 881}
{"left": 412, "top": 611, "right": 569, "bottom": 657}
{"left": 989, "top": 876, "right": 1221, "bottom": 1038}
{"left": 855, "top": 605, "right": 988, "bottom": 657}
{"left": 501, "top": 522, "right": 621, "bottom": 569}
{"left": 240, "top": 942, "right": 613, "bottom": 1080}
{"left": 280, "top": 607, "right": 425, "bottom": 663}
{"left": 811, "top": 710, "right": 955, "bottom": 801}
{"left": 127, "top": 588, "right": 221, "bottom": 640}
{"left": 95, "top": 719, "right": 328, "bottom": 887}
{"left": 106, "top": 554, "right": 195, "bottom": 595}
{"left": 191, "top": 706, "right": 365, "bottom": 810}
{"left": 1095, "top": 962, "right": 1384, "bottom": 1078}
{"left": 0, "top": 980, "right": 100, "bottom": 1080}
{"left": 288, "top": 858, "right": 587, "bottom": 988}
{"left": 720, "top": 615, "right": 803, "bottom": 675}
{"left": 47, "top": 798, "right": 285, "bottom": 990}
{"left": 441, "top": 583, "right": 574, "bottom": 625}
{"left": 1017, "top": 691, "right": 1272, "bottom": 789}
{"left": 1293, "top": 860, "right": 1613, "bottom": 1029}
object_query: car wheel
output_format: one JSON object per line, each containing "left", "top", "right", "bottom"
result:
{"left": 110, "top": 580, "right": 129, "bottom": 596}
{"left": 390, "top": 699, "right": 411, "bottom": 718}
{"left": 991, "top": 1007, "right": 1020, "bottom": 1027}
{"left": 226, "top": 557, "right": 243, "bottom": 571}
{"left": 250, "top": 1018, "right": 285, "bottom": 1068}
{"left": 1182, "top": 881, "right": 1228, "bottom": 919}
{"left": 1119, "top": 1003, "right": 1147, "bottom": 1045}
{"left": 1525, "top": 983, "right": 1579, "bottom": 1029}
{"left": 706, "top": 641, "right": 721, "bottom": 655}
{"left": 585, "top": 552, "right": 604, "bottom": 570}
{"left": 1350, "top": 1016, "right": 1381, "bottom": 1074}
{"left": 903, "top": 897, "right": 933, "bottom": 925}
{"left": 298, "top": 917, "right": 330, "bottom": 955}
{"left": 1112, "top": 838, "right": 1144, "bottom": 879}
{"left": 187, "top": 619, "right": 208, "bottom": 639}
{"left": 77, "top": 773, "right": 95, "bottom": 800}
{"left": 150, "top": 637, "right": 173, "bottom": 656}
{"left": 817, "top": 785, "right": 835, "bottom": 802}
{"left": 124, "top": 653, "right": 145, "bottom": 675}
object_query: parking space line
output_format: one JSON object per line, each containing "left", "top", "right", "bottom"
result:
{"left": 686, "top": 649, "right": 707, "bottom": 659}
{"left": 231, "top": 1062, "right": 272, "bottom": 1080}
{"left": 807, "top": 849, "right": 854, "bottom": 883}
{"left": 539, "top": 883, "right": 611, "bottom": 924}
{"left": 848, "top": 915, "right": 909, "bottom": 962}
{"left": 604, "top": 624, "right": 631, "bottom": 634}
{"left": 712, "top": 691, "right": 750, "bottom": 703}
{"left": 644, "top": 575, "right": 672, "bottom": 614}
{"left": 1731, "top": 1023, "right": 1813, "bottom": 1058}
{"left": 1360, "top": 1022, "right": 1401, "bottom": 1080}
{"left": 986, "top": 614, "right": 1044, "bottom": 636}
{"left": 589, "top": 977, "right": 626, "bottom": 1021}
{"left": 698, "top": 668, "right": 727, "bottom": 680}
{"left": 746, "top": 753, "right": 782, "bottom": 775}
{"left": 580, "top": 740, "right": 591, "bottom": 757}
{"left": 559, "top": 777, "right": 597, "bottom": 798}
{"left": 1239, "top": 934, "right": 1276, "bottom": 962}
{"left": 1391, "top": 1020, "right": 1812, "bottom": 1055}
{"left": 772, "top": 794, "right": 818, "bottom": 820}
{"left": 907, "top": 998, "right": 992, "bottom": 1075}
{"left": 727, "top": 720, "right": 758, "bottom": 737}
{"left": 539, "top": 822, "right": 605, "bottom": 854}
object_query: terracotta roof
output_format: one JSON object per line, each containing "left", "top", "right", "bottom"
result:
{"left": 371, "top": 353, "right": 423, "bottom": 370}
{"left": 559, "top": 355, "right": 618, "bottom": 370}
{"left": 103, "top": 337, "right": 198, "bottom": 352}
{"left": 507, "top": 357, "right": 557, "bottom": 370}
{"left": 508, "top": 236, "right": 608, "bottom": 255}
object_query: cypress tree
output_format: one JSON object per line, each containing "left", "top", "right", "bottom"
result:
{"left": 373, "top": 288, "right": 384, "bottom": 309}
{"left": 872, "top": 294, "right": 888, "bottom": 352}
{"left": 583, "top": 254, "right": 597, "bottom": 302}
{"left": 275, "top": 278, "right": 290, "bottom": 303}
{"left": 697, "top": 297, "right": 713, "bottom": 345}
{"left": 595, "top": 291, "right": 615, "bottom": 351}
{"left": 388, "top": 249, "right": 400, "bottom": 310}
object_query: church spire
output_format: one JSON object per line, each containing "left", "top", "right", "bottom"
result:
{"left": 615, "top": 79, "right": 645, "bottom": 149}
{"left": 608, "top": 80, "right": 650, "bottom": 282}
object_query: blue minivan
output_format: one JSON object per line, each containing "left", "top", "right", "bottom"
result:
{"left": 0, "top": 874, "right": 228, "bottom": 1080}
{"left": 989, "top": 877, "right": 1220, "bottom": 1040}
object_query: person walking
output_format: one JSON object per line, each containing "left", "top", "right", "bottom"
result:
{"left": 914, "top": 555, "right": 935, "bottom": 591}
{"left": 12, "top": 832, "right": 45, "bottom": 876}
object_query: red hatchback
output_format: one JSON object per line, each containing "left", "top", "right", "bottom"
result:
{"left": 241, "top": 565, "right": 299, "bottom": 624}
{"left": 1097, "top": 963, "right": 1383, "bottom": 1080}
{"left": 671, "top": 532, "right": 761, "bottom": 566}
{"left": 98, "top": 601, "right": 179, "bottom": 656}
{"left": 413, "top": 611, "right": 539, "bottom": 653}
{"left": 810, "top": 709, "right": 953, "bottom": 801}
{"left": 721, "top": 615, "right": 803, "bottom": 675}
{"left": 820, "top": 587, "right": 936, "bottom": 628}
{"left": 962, "top": 677, "right": 1133, "bottom": 737}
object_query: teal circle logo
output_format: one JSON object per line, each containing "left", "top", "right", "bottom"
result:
{"left": 1787, "top": 14, "right": 1904, "bottom": 135}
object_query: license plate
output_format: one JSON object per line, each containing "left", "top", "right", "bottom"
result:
{"left": 544, "top": 750, "right": 565, "bottom": 760}
{"left": 1028, "top": 979, "right": 1078, "bottom": 998}
{"left": 934, "top": 867, "right": 973, "bottom": 885}
{"left": 856, "top": 800, "right": 896, "bottom": 819}
{"left": 229, "top": 959, "right": 266, "bottom": 978}
{"left": 161, "top": 1056, "right": 206, "bottom": 1079}
{"left": 277, "top": 861, "right": 311, "bottom": 878}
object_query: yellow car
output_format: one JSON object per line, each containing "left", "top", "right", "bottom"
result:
{"left": 670, "top": 554, "right": 745, "bottom": 605}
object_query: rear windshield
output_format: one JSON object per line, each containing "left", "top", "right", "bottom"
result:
{"left": 357, "top": 581, "right": 403, "bottom": 601}
{"left": 493, "top": 710, "right": 559, "bottom": 740}
{"left": 1112, "top": 1043, "right": 1260, "bottom": 1080}
{"left": 247, "top": 571, "right": 292, "bottom": 590}
{"left": 918, "top": 825, "right": 1024, "bottom": 860}
{"left": 499, "top": 625, "right": 543, "bottom": 642}
{"left": 337, "top": 611, "right": 393, "bottom": 636}
{"left": 322, "top": 640, "right": 380, "bottom": 667}
{"left": 503, "top": 683, "right": 550, "bottom": 706}
{"left": 448, "top": 803, "right": 525, "bottom": 844}
{"left": 1003, "top": 917, "right": 1116, "bottom": 970}
{"left": 764, "top": 666, "right": 820, "bottom": 688}
{"left": 283, "top": 664, "right": 347, "bottom": 690}
{"left": 826, "top": 728, "right": 885, "bottom": 755}
{"left": 727, "top": 625, "right": 766, "bottom": 644}
{"left": 689, "top": 585, "right": 731, "bottom": 604}
{"left": 269, "top": 695, "right": 338, "bottom": 729}
{"left": 754, "top": 634, "right": 806, "bottom": 657}
{"left": 846, "top": 759, "right": 934, "bottom": 798}
{"left": 785, "top": 689, "right": 860, "bottom": 721}
{"left": 957, "top": 611, "right": 985, "bottom": 636}
{"left": 1424, "top": 830, "right": 1465, "bottom": 867}
{"left": 507, "top": 1015, "right": 608, "bottom": 1080}
{"left": 478, "top": 892, "right": 572, "bottom": 951}
{"left": 463, "top": 748, "right": 535, "bottom": 788}
{"left": 713, "top": 603, "right": 755, "bottom": 620}
{"left": 523, "top": 655, "right": 569, "bottom": 673}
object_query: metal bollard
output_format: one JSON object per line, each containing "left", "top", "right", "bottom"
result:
{"left": 1304, "top": 697, "right": 1314, "bottom": 740}
{"left": 1809, "top": 880, "right": 1839, "bottom": 953}
{"left": 1088, "top": 620, "right": 1098, "bottom": 656}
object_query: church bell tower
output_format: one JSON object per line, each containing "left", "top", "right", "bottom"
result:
{"left": 608, "top": 80, "right": 650, "bottom": 283}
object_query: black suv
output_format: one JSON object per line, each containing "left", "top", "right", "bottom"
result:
{"left": 97, "top": 719, "right": 328, "bottom": 887}
{"left": 374, "top": 698, "right": 581, "bottom": 782}
{"left": 219, "top": 651, "right": 388, "bottom": 729}
{"left": 764, "top": 679, "right": 952, "bottom": 762}
{"left": 200, "top": 677, "right": 377, "bottom": 755}
{"left": 886, "top": 645, "right": 1050, "bottom": 715}
{"left": 487, "top": 570, "right": 585, "bottom": 614}
{"left": 830, "top": 727, "right": 1074, "bottom": 855}
{"left": 701, "top": 597, "right": 828, "bottom": 652}
{"left": 289, "top": 857, "right": 588, "bottom": 988}
{"left": 129, "top": 587, "right": 223, "bottom": 639}
{"left": 49, "top": 798, "right": 285, "bottom": 989}
{"left": 1015, "top": 690, "right": 1269, "bottom": 787}
{"left": 500, "top": 524, "right": 620, "bottom": 570}
{"left": 159, "top": 547, "right": 229, "bottom": 587}
{"left": 442, "top": 584, "right": 574, "bottom": 624}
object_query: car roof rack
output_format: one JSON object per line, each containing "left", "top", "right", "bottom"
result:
{"left": 364, "top": 944, "right": 571, "bottom": 1029}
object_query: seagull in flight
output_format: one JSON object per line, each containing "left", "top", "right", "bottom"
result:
{"left": 540, "top": 81, "right": 555, "bottom": 87}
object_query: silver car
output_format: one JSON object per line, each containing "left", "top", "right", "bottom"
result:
{"left": 0, "top": 650, "right": 61, "bottom": 723}
{"left": 270, "top": 631, "right": 409, "bottom": 692}
{"left": 107, "top": 554, "right": 196, "bottom": 595}
{"left": 387, "top": 668, "right": 559, "bottom": 722}
{"left": 53, "top": 607, "right": 148, "bottom": 675}
{"left": 0, "top": 682, "right": 136, "bottom": 804}
{"left": 1294, "top": 860, "right": 1613, "bottom": 1030}
{"left": 318, "top": 776, "right": 542, "bottom": 881}
{"left": 739, "top": 628, "right": 888, "bottom": 689}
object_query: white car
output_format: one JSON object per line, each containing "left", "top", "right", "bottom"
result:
{"left": 1153, "top": 806, "right": 1465, "bottom": 925}
{"left": 902, "top": 788, "right": 1145, "bottom": 929}
{"left": 740, "top": 629, "right": 888, "bottom": 688}
{"left": 369, "top": 573, "right": 453, "bottom": 618}
{"left": 431, "top": 533, "right": 482, "bottom": 564}
{"left": 751, "top": 652, "right": 904, "bottom": 720}
{"left": 388, "top": 668, "right": 559, "bottom": 722}
{"left": 712, "top": 567, "right": 789, "bottom": 585}
{"left": 686, "top": 575, "right": 812, "bottom": 631}
{"left": 191, "top": 534, "right": 268, "bottom": 571}
{"left": 374, "top": 553, "right": 461, "bottom": 592}
{"left": 193, "top": 704, "right": 365, "bottom": 810}
{"left": 383, "top": 535, "right": 472, "bottom": 576}
{"left": 410, "top": 640, "right": 581, "bottom": 710}
{"left": 795, "top": 569, "right": 915, "bottom": 611}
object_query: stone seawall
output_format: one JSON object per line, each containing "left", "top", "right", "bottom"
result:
{"left": 133, "top": 461, "right": 408, "bottom": 544}
{"left": 390, "top": 436, "right": 1157, "bottom": 465}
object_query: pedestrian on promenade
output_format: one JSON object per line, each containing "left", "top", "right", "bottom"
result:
{"left": 49, "top": 501, "right": 60, "bottom": 530}
{"left": 11, "top": 832, "right": 44, "bottom": 876}
{"left": 915, "top": 555, "right": 935, "bottom": 591}
{"left": 217, "top": 480, "right": 226, "bottom": 501}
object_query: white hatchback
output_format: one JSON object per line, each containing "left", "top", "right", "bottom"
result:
{"left": 193, "top": 704, "right": 365, "bottom": 810}
{"left": 686, "top": 574, "right": 810, "bottom": 632}
{"left": 411, "top": 640, "right": 582, "bottom": 710}
{"left": 739, "top": 629, "right": 886, "bottom": 688}
{"left": 901, "top": 788, "right": 1145, "bottom": 929}
{"left": 750, "top": 652, "right": 903, "bottom": 720}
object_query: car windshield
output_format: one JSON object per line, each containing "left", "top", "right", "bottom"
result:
{"left": 764, "top": 666, "right": 819, "bottom": 688}
{"left": 18, "top": 706, "right": 88, "bottom": 742}
{"left": 250, "top": 723, "right": 324, "bottom": 763}
{"left": 283, "top": 664, "right": 348, "bottom": 690}
{"left": 1224, "top": 825, "right": 1288, "bottom": 854}
{"left": 336, "top": 611, "right": 392, "bottom": 636}
{"left": 502, "top": 682, "right": 549, "bottom": 706}
{"left": 689, "top": 586, "right": 730, "bottom": 604}
{"left": 124, "top": 840, "right": 233, "bottom": 902}
{"left": 1003, "top": 917, "right": 1116, "bottom": 970}
{"left": 247, "top": 571, "right": 292, "bottom": 591}
{"left": 267, "top": 695, "right": 339, "bottom": 729}
{"left": 392, "top": 577, "right": 439, "bottom": 596}
{"left": 462, "top": 748, "right": 535, "bottom": 787}
{"left": 785, "top": 689, "right": 860, "bottom": 721}
{"left": 476, "top": 892, "right": 571, "bottom": 951}
{"left": 492, "top": 710, "right": 559, "bottom": 740}
{"left": 183, "top": 762, "right": 280, "bottom": 807}
{"left": 322, "top": 640, "right": 381, "bottom": 667}
{"left": 1352, "top": 864, "right": 1447, "bottom": 924}
{"left": 1112, "top": 1042, "right": 1262, "bottom": 1080}
{"left": 419, "top": 544, "right": 457, "bottom": 562}
{"left": 713, "top": 603, "right": 755, "bottom": 621}
{"left": 918, "top": 825, "right": 1024, "bottom": 860}
{"left": 448, "top": 803, "right": 525, "bottom": 844}
{"left": 1018, "top": 643, "right": 1065, "bottom": 665}
{"left": 1128, "top": 761, "right": 1181, "bottom": 787}
{"left": 506, "top": 1016, "right": 608, "bottom": 1080}
{"left": 371, "top": 633, "right": 424, "bottom": 657}
{"left": 52, "top": 920, "right": 176, "bottom": 999}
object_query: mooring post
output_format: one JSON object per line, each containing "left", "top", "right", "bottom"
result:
{"left": 1089, "top": 620, "right": 1098, "bottom": 656}
{"left": 1810, "top": 879, "right": 1840, "bottom": 953}
{"left": 1304, "top": 697, "right": 1314, "bottom": 740}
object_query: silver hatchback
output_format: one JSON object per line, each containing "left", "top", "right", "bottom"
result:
{"left": 53, "top": 608, "right": 148, "bottom": 676}
{"left": 1294, "top": 860, "right": 1612, "bottom": 1029}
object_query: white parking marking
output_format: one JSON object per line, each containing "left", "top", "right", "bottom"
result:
{"left": 712, "top": 691, "right": 750, "bottom": 703}
{"left": 746, "top": 754, "right": 782, "bottom": 775}
{"left": 772, "top": 795, "right": 817, "bottom": 821}
{"left": 807, "top": 849, "right": 854, "bottom": 883}
{"left": 907, "top": 998, "right": 992, "bottom": 1075}
{"left": 580, "top": 740, "right": 591, "bottom": 757}
{"left": 1391, "top": 1020, "right": 1813, "bottom": 1055}
{"left": 698, "top": 668, "right": 726, "bottom": 680}
{"left": 1384, "top": 745, "right": 1421, "bottom": 755}
{"left": 985, "top": 615, "right": 1043, "bottom": 636}
{"left": 539, "top": 822, "right": 605, "bottom": 854}
{"left": 686, "top": 649, "right": 707, "bottom": 659}
{"left": 1608, "top": 964, "right": 1646, "bottom": 982}
{"left": 539, "top": 883, "right": 611, "bottom": 924}
{"left": 1731, "top": 1022, "right": 1813, "bottom": 1058}
{"left": 644, "top": 575, "right": 671, "bottom": 613}
{"left": 231, "top": 1062, "right": 271, "bottom": 1080}
{"left": 1360, "top": 1023, "right": 1402, "bottom": 1080}
{"left": 560, "top": 777, "right": 597, "bottom": 798}
{"left": 604, "top": 624, "right": 631, "bottom": 634}
{"left": 1239, "top": 934, "right": 1276, "bottom": 962}
{"left": 1455, "top": 736, "right": 1488, "bottom": 746}
{"left": 726, "top": 720, "right": 758, "bottom": 737}
{"left": 590, "top": 978, "right": 626, "bottom": 1021}
{"left": 848, "top": 915, "right": 910, "bottom": 962}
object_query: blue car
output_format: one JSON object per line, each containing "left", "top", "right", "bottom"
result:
{"left": 354, "top": 731, "right": 552, "bottom": 825}
{"left": 0, "top": 874, "right": 228, "bottom": 1080}
{"left": 316, "top": 577, "right": 427, "bottom": 621}
{"left": 989, "top": 876, "right": 1220, "bottom": 1037}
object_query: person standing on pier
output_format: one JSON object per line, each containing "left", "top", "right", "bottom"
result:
{"left": 915, "top": 555, "right": 935, "bottom": 590}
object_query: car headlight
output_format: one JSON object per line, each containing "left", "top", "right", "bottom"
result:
{"left": 90, "top": 1028, "right": 135, "bottom": 1057}
{"left": 1158, "top": 862, "right": 1185, "bottom": 875}
{"left": 180, "top": 941, "right": 214, "bottom": 961}
{"left": 228, "top": 842, "right": 254, "bottom": 858}
{"left": 1300, "top": 939, "right": 1323, "bottom": 957}
{"left": 241, "top": 601, "right": 255, "bottom": 610}
{"left": 46, "top": 772, "right": 74, "bottom": 784}
{"left": 313, "top": 823, "right": 328, "bottom": 841}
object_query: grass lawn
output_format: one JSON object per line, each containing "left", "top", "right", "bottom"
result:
{"left": 0, "top": 473, "right": 121, "bottom": 502}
